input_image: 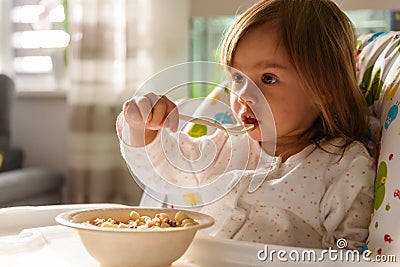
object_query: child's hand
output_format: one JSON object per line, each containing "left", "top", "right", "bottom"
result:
{"left": 121, "top": 93, "right": 179, "bottom": 146}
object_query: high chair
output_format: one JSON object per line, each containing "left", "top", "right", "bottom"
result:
{"left": 357, "top": 31, "right": 400, "bottom": 259}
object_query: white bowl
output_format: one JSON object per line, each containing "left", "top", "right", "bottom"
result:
{"left": 56, "top": 207, "right": 214, "bottom": 267}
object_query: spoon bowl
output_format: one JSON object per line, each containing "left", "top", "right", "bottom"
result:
{"left": 179, "top": 114, "right": 254, "bottom": 135}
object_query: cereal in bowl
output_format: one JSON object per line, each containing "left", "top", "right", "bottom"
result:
{"left": 83, "top": 210, "right": 199, "bottom": 230}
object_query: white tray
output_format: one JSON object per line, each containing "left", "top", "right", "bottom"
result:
{"left": 0, "top": 204, "right": 389, "bottom": 267}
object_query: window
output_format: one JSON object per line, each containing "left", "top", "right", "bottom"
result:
{"left": 190, "top": 16, "right": 234, "bottom": 97}
{"left": 190, "top": 10, "right": 400, "bottom": 97}
{"left": 11, "top": 0, "right": 69, "bottom": 91}
{"left": 346, "top": 10, "right": 393, "bottom": 34}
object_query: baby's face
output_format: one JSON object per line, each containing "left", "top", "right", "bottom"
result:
{"left": 229, "top": 22, "right": 319, "bottom": 145}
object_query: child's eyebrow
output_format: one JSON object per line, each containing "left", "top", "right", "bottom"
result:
{"left": 254, "top": 60, "right": 289, "bottom": 71}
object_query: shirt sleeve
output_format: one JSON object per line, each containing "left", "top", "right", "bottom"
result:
{"left": 118, "top": 113, "right": 257, "bottom": 188}
{"left": 320, "top": 147, "right": 375, "bottom": 250}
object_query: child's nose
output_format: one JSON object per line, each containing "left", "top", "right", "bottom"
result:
{"left": 231, "top": 76, "right": 259, "bottom": 105}
{"left": 237, "top": 95, "right": 256, "bottom": 109}
{"left": 238, "top": 96, "right": 247, "bottom": 105}
{"left": 237, "top": 88, "right": 257, "bottom": 106}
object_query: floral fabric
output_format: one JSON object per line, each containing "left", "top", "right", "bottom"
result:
{"left": 357, "top": 31, "right": 400, "bottom": 257}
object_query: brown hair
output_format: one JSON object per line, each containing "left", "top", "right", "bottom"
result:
{"left": 221, "top": 0, "right": 369, "bottom": 146}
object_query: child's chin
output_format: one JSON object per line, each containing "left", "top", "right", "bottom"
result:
{"left": 247, "top": 128, "right": 261, "bottom": 141}
{"left": 248, "top": 126, "right": 275, "bottom": 143}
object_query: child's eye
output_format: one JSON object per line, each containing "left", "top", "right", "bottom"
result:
{"left": 232, "top": 73, "right": 245, "bottom": 84}
{"left": 261, "top": 74, "right": 278, "bottom": 84}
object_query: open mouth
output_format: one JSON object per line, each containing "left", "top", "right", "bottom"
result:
{"left": 241, "top": 114, "right": 259, "bottom": 126}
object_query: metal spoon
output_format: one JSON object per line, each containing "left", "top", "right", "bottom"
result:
{"left": 179, "top": 114, "right": 254, "bottom": 135}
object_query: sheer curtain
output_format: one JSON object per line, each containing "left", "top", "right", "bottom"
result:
{"left": 66, "top": 0, "right": 189, "bottom": 204}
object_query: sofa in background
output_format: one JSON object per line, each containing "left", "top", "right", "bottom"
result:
{"left": 0, "top": 74, "right": 65, "bottom": 208}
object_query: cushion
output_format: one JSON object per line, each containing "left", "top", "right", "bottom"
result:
{"left": 0, "top": 168, "right": 64, "bottom": 207}
{"left": 0, "top": 148, "right": 23, "bottom": 172}
{"left": 356, "top": 31, "right": 400, "bottom": 257}
{"left": 0, "top": 74, "right": 14, "bottom": 149}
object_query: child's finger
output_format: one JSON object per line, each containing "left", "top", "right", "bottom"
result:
{"left": 136, "top": 95, "right": 154, "bottom": 123}
{"left": 162, "top": 97, "right": 179, "bottom": 132}
{"left": 142, "top": 93, "right": 165, "bottom": 127}
{"left": 149, "top": 100, "right": 168, "bottom": 130}
{"left": 123, "top": 99, "right": 142, "bottom": 124}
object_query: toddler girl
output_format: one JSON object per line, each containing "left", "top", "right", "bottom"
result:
{"left": 117, "top": 0, "right": 375, "bottom": 250}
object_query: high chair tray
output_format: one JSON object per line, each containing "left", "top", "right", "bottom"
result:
{"left": 0, "top": 204, "right": 390, "bottom": 267}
